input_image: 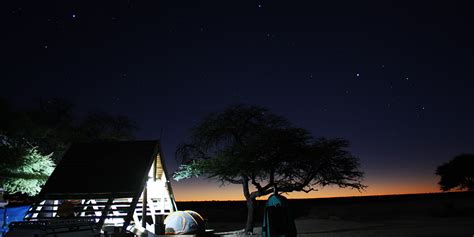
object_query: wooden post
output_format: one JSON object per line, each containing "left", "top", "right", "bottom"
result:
{"left": 142, "top": 185, "right": 148, "bottom": 229}
{"left": 97, "top": 198, "right": 113, "bottom": 229}
{"left": 122, "top": 195, "right": 140, "bottom": 232}
{"left": 153, "top": 160, "right": 157, "bottom": 182}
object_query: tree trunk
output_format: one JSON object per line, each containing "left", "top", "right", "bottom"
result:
{"left": 242, "top": 177, "right": 255, "bottom": 233}
{"left": 245, "top": 197, "right": 255, "bottom": 233}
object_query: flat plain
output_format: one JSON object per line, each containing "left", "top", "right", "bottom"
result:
{"left": 178, "top": 192, "right": 474, "bottom": 236}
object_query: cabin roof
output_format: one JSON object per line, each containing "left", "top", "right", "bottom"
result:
{"left": 39, "top": 140, "right": 160, "bottom": 199}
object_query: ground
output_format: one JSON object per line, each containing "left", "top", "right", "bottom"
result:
{"left": 210, "top": 217, "right": 474, "bottom": 236}
{"left": 178, "top": 192, "right": 474, "bottom": 236}
{"left": 291, "top": 217, "right": 473, "bottom": 236}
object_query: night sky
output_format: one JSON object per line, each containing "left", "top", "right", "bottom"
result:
{"left": 2, "top": 1, "right": 474, "bottom": 201}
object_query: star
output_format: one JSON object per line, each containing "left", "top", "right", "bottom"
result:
{"left": 11, "top": 7, "right": 22, "bottom": 15}
{"left": 72, "top": 14, "right": 76, "bottom": 18}
{"left": 258, "top": 4, "right": 262, "bottom": 8}
{"left": 405, "top": 77, "right": 409, "bottom": 80}
{"left": 111, "top": 97, "right": 120, "bottom": 105}
{"left": 356, "top": 73, "right": 360, "bottom": 77}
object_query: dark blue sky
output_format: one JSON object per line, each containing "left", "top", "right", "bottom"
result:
{"left": 2, "top": 1, "right": 474, "bottom": 200}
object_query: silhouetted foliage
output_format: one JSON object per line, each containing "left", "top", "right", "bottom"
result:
{"left": 0, "top": 97, "right": 137, "bottom": 196}
{"left": 436, "top": 154, "right": 474, "bottom": 191}
{"left": 0, "top": 97, "right": 137, "bottom": 162}
{"left": 174, "top": 104, "right": 365, "bottom": 232}
{"left": 78, "top": 112, "right": 137, "bottom": 142}
{"left": 0, "top": 144, "right": 55, "bottom": 196}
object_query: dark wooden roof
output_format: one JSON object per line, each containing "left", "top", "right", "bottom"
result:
{"left": 38, "top": 140, "right": 160, "bottom": 199}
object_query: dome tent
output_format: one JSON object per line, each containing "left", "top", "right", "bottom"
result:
{"left": 164, "top": 210, "right": 205, "bottom": 235}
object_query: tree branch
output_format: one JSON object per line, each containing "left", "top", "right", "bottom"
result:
{"left": 250, "top": 175, "right": 264, "bottom": 192}
{"left": 224, "top": 177, "right": 244, "bottom": 185}
{"left": 242, "top": 176, "right": 250, "bottom": 199}
{"left": 301, "top": 187, "right": 317, "bottom": 193}
{"left": 249, "top": 188, "right": 273, "bottom": 200}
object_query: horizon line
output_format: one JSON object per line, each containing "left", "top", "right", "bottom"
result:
{"left": 175, "top": 190, "right": 468, "bottom": 202}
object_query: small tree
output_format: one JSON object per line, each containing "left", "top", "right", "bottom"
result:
{"left": 436, "top": 154, "right": 474, "bottom": 191}
{"left": 1, "top": 97, "right": 138, "bottom": 163}
{"left": 0, "top": 97, "right": 136, "bottom": 196}
{"left": 0, "top": 145, "right": 55, "bottom": 196}
{"left": 174, "top": 104, "right": 365, "bottom": 232}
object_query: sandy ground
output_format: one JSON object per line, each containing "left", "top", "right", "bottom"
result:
{"left": 187, "top": 192, "right": 474, "bottom": 236}
{"left": 211, "top": 217, "right": 474, "bottom": 237}
{"left": 292, "top": 217, "right": 474, "bottom": 237}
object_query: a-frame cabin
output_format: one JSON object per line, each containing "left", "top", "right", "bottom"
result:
{"left": 21, "top": 140, "right": 177, "bottom": 234}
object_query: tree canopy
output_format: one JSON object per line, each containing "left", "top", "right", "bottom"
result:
{"left": 0, "top": 97, "right": 137, "bottom": 161}
{"left": 174, "top": 104, "right": 365, "bottom": 232}
{"left": 0, "top": 97, "right": 137, "bottom": 196}
{"left": 436, "top": 154, "right": 474, "bottom": 191}
{"left": 0, "top": 141, "right": 55, "bottom": 196}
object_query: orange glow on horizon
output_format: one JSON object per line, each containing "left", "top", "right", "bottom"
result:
{"left": 171, "top": 176, "right": 441, "bottom": 201}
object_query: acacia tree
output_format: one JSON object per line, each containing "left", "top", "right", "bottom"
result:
{"left": 436, "top": 154, "right": 474, "bottom": 191}
{"left": 174, "top": 104, "right": 365, "bottom": 233}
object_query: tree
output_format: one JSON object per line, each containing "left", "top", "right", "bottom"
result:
{"left": 0, "top": 143, "right": 55, "bottom": 196}
{"left": 174, "top": 104, "right": 365, "bottom": 233}
{"left": 436, "top": 154, "right": 474, "bottom": 191}
{"left": 78, "top": 112, "right": 137, "bottom": 142}
{"left": 0, "top": 97, "right": 137, "bottom": 162}
{"left": 0, "top": 97, "right": 137, "bottom": 196}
